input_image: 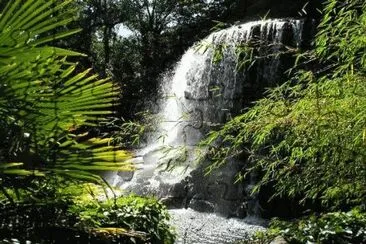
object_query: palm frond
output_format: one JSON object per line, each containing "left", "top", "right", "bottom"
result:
{"left": 0, "top": 0, "right": 132, "bottom": 182}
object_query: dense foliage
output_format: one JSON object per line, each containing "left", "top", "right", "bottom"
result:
{"left": 0, "top": 0, "right": 134, "bottom": 188}
{"left": 0, "top": 182, "right": 175, "bottom": 243}
{"left": 62, "top": 0, "right": 319, "bottom": 119}
{"left": 0, "top": 1, "right": 172, "bottom": 242}
{"left": 71, "top": 194, "right": 175, "bottom": 243}
{"left": 200, "top": 0, "right": 366, "bottom": 210}
{"left": 242, "top": 209, "right": 366, "bottom": 244}
{"left": 59, "top": 0, "right": 248, "bottom": 118}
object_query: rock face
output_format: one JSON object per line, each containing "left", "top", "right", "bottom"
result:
{"left": 185, "top": 159, "right": 249, "bottom": 218}
{"left": 109, "top": 19, "right": 311, "bottom": 218}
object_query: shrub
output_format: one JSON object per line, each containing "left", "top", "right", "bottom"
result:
{"left": 0, "top": 182, "right": 176, "bottom": 244}
{"left": 70, "top": 194, "right": 176, "bottom": 244}
{"left": 199, "top": 0, "right": 366, "bottom": 209}
{"left": 244, "top": 209, "right": 366, "bottom": 244}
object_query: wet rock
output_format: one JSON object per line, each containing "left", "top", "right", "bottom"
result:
{"left": 235, "top": 203, "right": 248, "bottom": 218}
{"left": 169, "top": 182, "right": 188, "bottom": 198}
{"left": 184, "top": 90, "right": 192, "bottom": 99}
{"left": 192, "top": 193, "right": 205, "bottom": 201}
{"left": 183, "top": 158, "right": 249, "bottom": 217}
{"left": 117, "top": 171, "right": 134, "bottom": 181}
{"left": 160, "top": 182, "right": 190, "bottom": 208}
{"left": 189, "top": 198, "right": 215, "bottom": 213}
{"left": 213, "top": 200, "right": 248, "bottom": 218}
{"left": 160, "top": 196, "right": 185, "bottom": 209}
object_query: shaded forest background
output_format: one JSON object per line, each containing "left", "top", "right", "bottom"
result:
{"left": 52, "top": 0, "right": 322, "bottom": 119}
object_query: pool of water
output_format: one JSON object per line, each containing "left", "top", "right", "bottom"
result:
{"left": 169, "top": 208, "right": 266, "bottom": 244}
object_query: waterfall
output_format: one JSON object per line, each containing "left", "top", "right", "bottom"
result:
{"left": 107, "top": 18, "right": 306, "bottom": 243}
{"left": 110, "top": 19, "right": 305, "bottom": 217}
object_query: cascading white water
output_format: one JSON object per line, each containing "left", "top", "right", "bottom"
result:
{"left": 110, "top": 17, "right": 304, "bottom": 196}
{"left": 160, "top": 19, "right": 304, "bottom": 144}
{"left": 109, "top": 18, "right": 305, "bottom": 243}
